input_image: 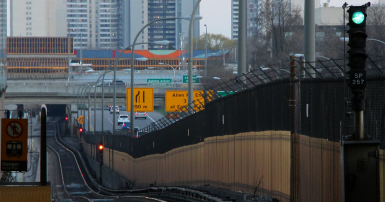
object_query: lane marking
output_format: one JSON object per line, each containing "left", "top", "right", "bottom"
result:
{"left": 146, "top": 114, "right": 157, "bottom": 123}
{"left": 107, "top": 117, "right": 113, "bottom": 125}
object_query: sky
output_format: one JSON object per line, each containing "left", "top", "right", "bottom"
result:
{"left": 199, "top": 0, "right": 373, "bottom": 39}
{"left": 6, "top": 0, "right": 373, "bottom": 38}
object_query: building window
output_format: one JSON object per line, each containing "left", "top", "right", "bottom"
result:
{"left": 27, "top": 7, "right": 32, "bottom": 10}
{"left": 26, "top": 22, "right": 32, "bottom": 25}
{"left": 26, "top": 28, "right": 32, "bottom": 30}
{"left": 26, "top": 1, "right": 31, "bottom": 4}
{"left": 26, "top": 17, "right": 31, "bottom": 20}
{"left": 26, "top": 32, "right": 32, "bottom": 35}
{"left": 26, "top": 12, "right": 32, "bottom": 15}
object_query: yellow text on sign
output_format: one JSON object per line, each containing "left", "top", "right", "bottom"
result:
{"left": 126, "top": 88, "right": 154, "bottom": 112}
{"left": 165, "top": 90, "right": 205, "bottom": 112}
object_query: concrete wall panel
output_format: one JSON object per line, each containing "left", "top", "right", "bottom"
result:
{"left": 79, "top": 131, "right": 356, "bottom": 202}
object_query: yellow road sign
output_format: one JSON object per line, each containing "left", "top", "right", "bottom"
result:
{"left": 1, "top": 119, "right": 28, "bottom": 171}
{"left": 165, "top": 90, "right": 205, "bottom": 112}
{"left": 126, "top": 88, "right": 154, "bottom": 112}
{"left": 77, "top": 115, "right": 84, "bottom": 124}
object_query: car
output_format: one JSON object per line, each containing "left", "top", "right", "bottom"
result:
{"left": 122, "top": 121, "right": 139, "bottom": 135}
{"left": 135, "top": 112, "right": 147, "bottom": 119}
{"left": 97, "top": 79, "right": 113, "bottom": 87}
{"left": 110, "top": 106, "right": 120, "bottom": 114}
{"left": 107, "top": 80, "right": 126, "bottom": 87}
{"left": 118, "top": 114, "right": 129, "bottom": 125}
{"left": 97, "top": 80, "right": 126, "bottom": 87}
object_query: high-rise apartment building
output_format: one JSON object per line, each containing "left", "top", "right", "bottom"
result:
{"left": 145, "top": 0, "right": 200, "bottom": 50}
{"left": 231, "top": 0, "right": 259, "bottom": 40}
{"left": 0, "top": 0, "right": 6, "bottom": 93}
{"left": 9, "top": 0, "right": 67, "bottom": 37}
{"left": 67, "top": 0, "right": 119, "bottom": 50}
{"left": 69, "top": 0, "right": 200, "bottom": 50}
{"left": 10, "top": 0, "right": 199, "bottom": 50}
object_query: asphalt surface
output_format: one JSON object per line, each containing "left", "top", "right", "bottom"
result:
{"left": 81, "top": 107, "right": 165, "bottom": 132}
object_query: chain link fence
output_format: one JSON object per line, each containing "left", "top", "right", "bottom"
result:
{"left": 84, "top": 56, "right": 385, "bottom": 157}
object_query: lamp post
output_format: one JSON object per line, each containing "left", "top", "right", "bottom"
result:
{"left": 204, "top": 24, "right": 208, "bottom": 77}
{"left": 159, "top": 62, "right": 177, "bottom": 82}
{"left": 87, "top": 41, "right": 165, "bottom": 134}
{"left": 129, "top": 15, "right": 202, "bottom": 137}
{"left": 188, "top": 0, "right": 202, "bottom": 113}
{"left": 77, "top": 82, "right": 91, "bottom": 118}
{"left": 340, "top": 37, "right": 385, "bottom": 45}
{"left": 81, "top": 83, "right": 93, "bottom": 116}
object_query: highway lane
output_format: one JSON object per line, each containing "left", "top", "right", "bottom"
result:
{"left": 81, "top": 107, "right": 166, "bottom": 132}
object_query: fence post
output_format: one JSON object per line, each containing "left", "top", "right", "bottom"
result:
{"left": 289, "top": 55, "right": 299, "bottom": 202}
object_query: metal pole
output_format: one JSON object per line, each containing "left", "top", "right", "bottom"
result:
{"left": 67, "top": 23, "right": 70, "bottom": 82}
{"left": 238, "top": 0, "right": 246, "bottom": 81}
{"left": 102, "top": 72, "right": 106, "bottom": 133}
{"left": 94, "top": 84, "right": 96, "bottom": 132}
{"left": 304, "top": 0, "right": 315, "bottom": 78}
{"left": 80, "top": 34, "right": 83, "bottom": 72}
{"left": 204, "top": 24, "right": 208, "bottom": 77}
{"left": 130, "top": 17, "right": 179, "bottom": 137}
{"left": 299, "top": 56, "right": 305, "bottom": 79}
{"left": 188, "top": 0, "right": 201, "bottom": 112}
{"left": 88, "top": 89, "right": 91, "bottom": 132}
{"left": 113, "top": 60, "right": 117, "bottom": 132}
{"left": 40, "top": 107, "right": 47, "bottom": 185}
{"left": 289, "top": 55, "right": 298, "bottom": 201}
{"left": 77, "top": 83, "right": 88, "bottom": 118}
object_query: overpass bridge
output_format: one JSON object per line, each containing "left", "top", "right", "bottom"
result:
{"left": 5, "top": 76, "right": 201, "bottom": 106}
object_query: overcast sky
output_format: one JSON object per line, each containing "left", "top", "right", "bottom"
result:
{"left": 199, "top": 0, "right": 372, "bottom": 39}
{"left": 7, "top": 0, "right": 373, "bottom": 38}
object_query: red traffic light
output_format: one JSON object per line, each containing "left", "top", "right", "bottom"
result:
{"left": 99, "top": 145, "right": 104, "bottom": 150}
{"left": 79, "top": 128, "right": 83, "bottom": 132}
{"left": 65, "top": 116, "right": 68, "bottom": 121}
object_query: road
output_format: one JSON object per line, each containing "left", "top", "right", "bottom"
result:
{"left": 80, "top": 107, "right": 165, "bottom": 132}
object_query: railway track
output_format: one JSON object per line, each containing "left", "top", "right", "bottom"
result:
{"left": 47, "top": 120, "right": 167, "bottom": 202}
{"left": 48, "top": 118, "right": 233, "bottom": 202}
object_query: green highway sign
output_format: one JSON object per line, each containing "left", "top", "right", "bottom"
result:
{"left": 147, "top": 79, "right": 172, "bottom": 86}
{"left": 183, "top": 75, "right": 199, "bottom": 83}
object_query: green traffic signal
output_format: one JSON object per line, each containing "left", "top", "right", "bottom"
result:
{"left": 352, "top": 11, "right": 365, "bottom": 24}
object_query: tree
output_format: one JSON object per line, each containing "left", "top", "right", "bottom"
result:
{"left": 366, "top": 5, "right": 385, "bottom": 69}
{"left": 248, "top": 0, "right": 304, "bottom": 70}
{"left": 191, "top": 33, "right": 236, "bottom": 50}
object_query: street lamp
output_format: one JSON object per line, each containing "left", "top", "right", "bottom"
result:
{"left": 77, "top": 82, "right": 91, "bottom": 118}
{"left": 317, "top": 56, "right": 345, "bottom": 77}
{"left": 129, "top": 14, "right": 202, "bottom": 137}
{"left": 159, "top": 62, "right": 177, "bottom": 82}
{"left": 94, "top": 41, "right": 161, "bottom": 132}
{"left": 204, "top": 24, "right": 208, "bottom": 77}
{"left": 340, "top": 37, "right": 385, "bottom": 45}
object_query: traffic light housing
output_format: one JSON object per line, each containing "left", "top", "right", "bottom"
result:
{"left": 347, "top": 4, "right": 370, "bottom": 111}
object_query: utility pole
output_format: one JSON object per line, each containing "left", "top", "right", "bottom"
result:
{"left": 289, "top": 55, "right": 299, "bottom": 202}
{"left": 67, "top": 23, "right": 70, "bottom": 82}
{"left": 204, "top": 24, "right": 207, "bottom": 77}
{"left": 304, "top": 0, "right": 315, "bottom": 78}
{"left": 238, "top": 0, "right": 246, "bottom": 82}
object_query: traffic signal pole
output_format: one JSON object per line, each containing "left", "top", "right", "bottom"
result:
{"left": 341, "top": 3, "right": 379, "bottom": 202}
{"left": 99, "top": 142, "right": 103, "bottom": 184}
